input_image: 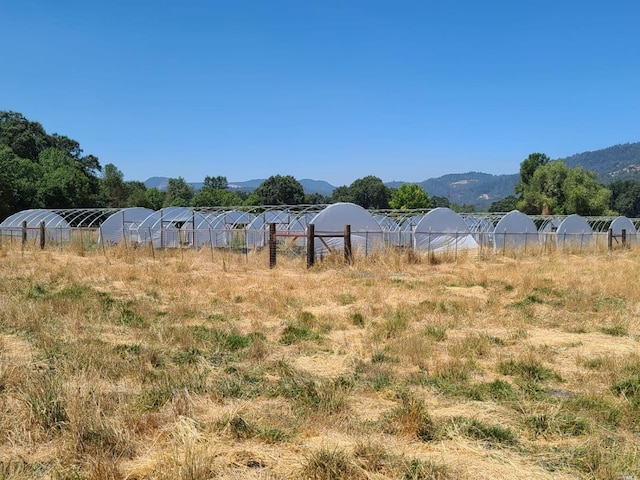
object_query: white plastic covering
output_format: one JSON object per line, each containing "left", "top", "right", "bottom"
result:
{"left": 206, "top": 210, "right": 256, "bottom": 248}
{"left": 135, "top": 207, "right": 210, "bottom": 248}
{"left": 245, "top": 210, "right": 292, "bottom": 249}
{"left": 375, "top": 214, "right": 402, "bottom": 246}
{"left": 0, "top": 209, "right": 72, "bottom": 241}
{"left": 98, "top": 207, "right": 154, "bottom": 245}
{"left": 396, "top": 215, "right": 423, "bottom": 247}
{"left": 609, "top": 216, "right": 637, "bottom": 244}
{"left": 414, "top": 208, "right": 478, "bottom": 252}
{"left": 493, "top": 210, "right": 540, "bottom": 251}
{"left": 556, "top": 214, "right": 593, "bottom": 248}
{"left": 309, "top": 203, "right": 383, "bottom": 255}
{"left": 464, "top": 216, "right": 494, "bottom": 246}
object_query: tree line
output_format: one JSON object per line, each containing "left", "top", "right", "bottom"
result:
{"left": 2, "top": 111, "right": 640, "bottom": 219}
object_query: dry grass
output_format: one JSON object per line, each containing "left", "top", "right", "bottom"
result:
{"left": 1, "top": 242, "right": 640, "bottom": 479}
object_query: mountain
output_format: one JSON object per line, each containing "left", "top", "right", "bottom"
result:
{"left": 143, "top": 142, "right": 640, "bottom": 210}
{"left": 419, "top": 172, "right": 519, "bottom": 210}
{"left": 144, "top": 177, "right": 336, "bottom": 196}
{"left": 561, "top": 143, "right": 640, "bottom": 182}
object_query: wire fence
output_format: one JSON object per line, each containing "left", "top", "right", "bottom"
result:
{"left": 1, "top": 224, "right": 635, "bottom": 264}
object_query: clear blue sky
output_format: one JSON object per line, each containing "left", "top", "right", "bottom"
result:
{"left": 3, "top": 1, "right": 639, "bottom": 186}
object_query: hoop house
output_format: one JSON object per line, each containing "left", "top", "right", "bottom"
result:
{"left": 135, "top": 207, "right": 210, "bottom": 248}
{"left": 556, "top": 214, "right": 593, "bottom": 248}
{"left": 609, "top": 216, "right": 637, "bottom": 244}
{"left": 206, "top": 210, "right": 256, "bottom": 247}
{"left": 310, "top": 203, "right": 383, "bottom": 256}
{"left": 245, "top": 210, "right": 292, "bottom": 249}
{"left": 493, "top": 210, "right": 540, "bottom": 251}
{"left": 374, "top": 214, "right": 402, "bottom": 246}
{"left": 0, "top": 209, "right": 72, "bottom": 241}
{"left": 98, "top": 207, "right": 155, "bottom": 245}
{"left": 414, "top": 208, "right": 478, "bottom": 253}
{"left": 464, "top": 215, "right": 494, "bottom": 246}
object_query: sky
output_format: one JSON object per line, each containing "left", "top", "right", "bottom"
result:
{"left": 2, "top": 1, "right": 639, "bottom": 186}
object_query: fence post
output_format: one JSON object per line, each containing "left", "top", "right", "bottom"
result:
{"left": 306, "top": 224, "right": 315, "bottom": 269}
{"left": 607, "top": 228, "right": 613, "bottom": 251}
{"left": 269, "top": 222, "right": 277, "bottom": 269}
{"left": 22, "top": 220, "right": 27, "bottom": 245}
{"left": 622, "top": 229, "right": 627, "bottom": 248}
{"left": 40, "top": 221, "right": 46, "bottom": 250}
{"left": 344, "top": 224, "right": 352, "bottom": 264}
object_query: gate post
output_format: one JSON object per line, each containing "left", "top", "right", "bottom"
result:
{"left": 22, "top": 220, "right": 27, "bottom": 245}
{"left": 607, "top": 228, "right": 613, "bottom": 251}
{"left": 622, "top": 229, "right": 627, "bottom": 248}
{"left": 344, "top": 224, "right": 352, "bottom": 264}
{"left": 306, "top": 224, "right": 315, "bottom": 269}
{"left": 40, "top": 221, "right": 46, "bottom": 250}
{"left": 269, "top": 223, "right": 277, "bottom": 269}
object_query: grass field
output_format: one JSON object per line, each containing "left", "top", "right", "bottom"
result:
{"left": 1, "top": 242, "right": 639, "bottom": 479}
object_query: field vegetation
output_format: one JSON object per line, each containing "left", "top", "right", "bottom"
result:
{"left": 1, "top": 241, "right": 639, "bottom": 479}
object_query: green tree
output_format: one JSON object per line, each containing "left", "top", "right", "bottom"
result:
{"left": 515, "top": 153, "right": 550, "bottom": 197}
{"left": 303, "top": 192, "right": 329, "bottom": 204}
{"left": 191, "top": 188, "right": 242, "bottom": 207}
{"left": 100, "top": 163, "right": 129, "bottom": 207}
{"left": 203, "top": 175, "right": 228, "bottom": 190}
{"left": 145, "top": 188, "right": 165, "bottom": 210}
{"left": 517, "top": 160, "right": 612, "bottom": 215}
{"left": 336, "top": 175, "right": 390, "bottom": 209}
{"left": 37, "top": 148, "right": 93, "bottom": 208}
{"left": 488, "top": 195, "right": 519, "bottom": 212}
{"left": 0, "top": 145, "right": 19, "bottom": 218}
{"left": 253, "top": 175, "right": 305, "bottom": 205}
{"left": 430, "top": 196, "right": 451, "bottom": 208}
{"left": 164, "top": 177, "right": 194, "bottom": 206}
{"left": 124, "top": 181, "right": 149, "bottom": 208}
{"left": 0, "top": 111, "right": 49, "bottom": 162}
{"left": 330, "top": 185, "right": 352, "bottom": 203}
{"left": 609, "top": 180, "right": 640, "bottom": 217}
{"left": 389, "top": 183, "right": 431, "bottom": 209}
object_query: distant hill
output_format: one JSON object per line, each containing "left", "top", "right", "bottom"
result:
{"left": 144, "top": 177, "right": 336, "bottom": 196}
{"left": 561, "top": 143, "right": 640, "bottom": 182}
{"left": 144, "top": 142, "right": 640, "bottom": 210}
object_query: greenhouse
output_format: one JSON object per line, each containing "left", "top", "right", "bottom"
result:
{"left": 98, "top": 207, "right": 155, "bottom": 245}
{"left": 309, "top": 203, "right": 384, "bottom": 256}
{"left": 1, "top": 205, "right": 639, "bottom": 257}
{"left": 493, "top": 210, "right": 540, "bottom": 251}
{"left": 556, "top": 214, "right": 593, "bottom": 248}
{"left": 0, "top": 209, "right": 73, "bottom": 242}
{"left": 413, "top": 208, "right": 478, "bottom": 253}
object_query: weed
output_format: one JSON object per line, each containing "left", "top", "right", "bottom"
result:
{"left": 280, "top": 324, "right": 320, "bottom": 345}
{"left": 351, "top": 311, "right": 365, "bottom": 327}
{"left": 525, "top": 409, "right": 590, "bottom": 438}
{"left": 22, "top": 370, "right": 68, "bottom": 431}
{"left": 448, "top": 417, "right": 517, "bottom": 446}
{"left": 402, "top": 458, "right": 452, "bottom": 480}
{"left": 300, "top": 446, "right": 361, "bottom": 480}
{"left": 423, "top": 325, "right": 447, "bottom": 341}
{"left": 336, "top": 293, "right": 357, "bottom": 306}
{"left": 600, "top": 323, "right": 629, "bottom": 337}
{"left": 498, "top": 358, "right": 560, "bottom": 382}
{"left": 382, "top": 391, "right": 438, "bottom": 441}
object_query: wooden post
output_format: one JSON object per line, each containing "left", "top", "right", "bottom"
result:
{"left": 306, "top": 224, "right": 315, "bottom": 268}
{"left": 40, "top": 221, "right": 46, "bottom": 250}
{"left": 22, "top": 220, "right": 27, "bottom": 245}
{"left": 622, "top": 229, "right": 627, "bottom": 248}
{"left": 344, "top": 224, "right": 352, "bottom": 264}
{"left": 269, "top": 222, "right": 277, "bottom": 269}
{"left": 607, "top": 228, "right": 613, "bottom": 251}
